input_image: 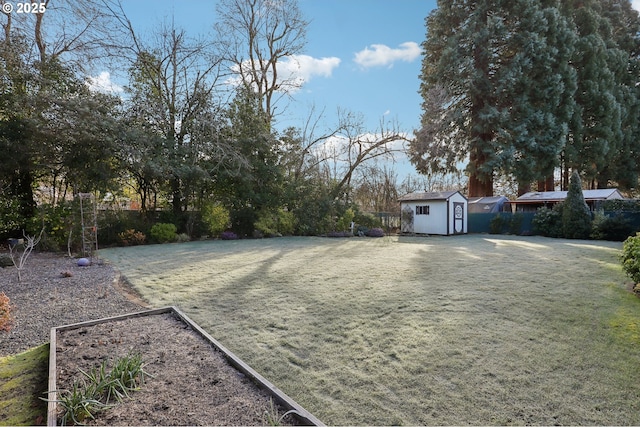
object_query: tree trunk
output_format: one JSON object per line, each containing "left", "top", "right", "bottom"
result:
{"left": 468, "top": 172, "right": 493, "bottom": 197}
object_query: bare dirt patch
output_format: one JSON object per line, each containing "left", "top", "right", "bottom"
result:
{"left": 54, "top": 311, "right": 298, "bottom": 426}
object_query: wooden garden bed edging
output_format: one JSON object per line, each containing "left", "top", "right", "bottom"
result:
{"left": 47, "top": 306, "right": 324, "bottom": 426}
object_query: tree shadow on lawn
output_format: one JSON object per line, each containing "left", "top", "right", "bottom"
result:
{"left": 103, "top": 235, "right": 639, "bottom": 425}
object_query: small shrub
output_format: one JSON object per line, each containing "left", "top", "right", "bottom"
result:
{"left": 254, "top": 208, "right": 296, "bottom": 237}
{"left": 336, "top": 208, "right": 355, "bottom": 232}
{"left": 175, "top": 233, "right": 191, "bottom": 243}
{"left": 202, "top": 204, "right": 230, "bottom": 237}
{"left": 353, "top": 212, "right": 382, "bottom": 229}
{"left": 149, "top": 223, "right": 177, "bottom": 243}
{"left": 117, "top": 229, "right": 146, "bottom": 246}
{"left": 0, "top": 253, "right": 13, "bottom": 268}
{"left": 356, "top": 225, "right": 369, "bottom": 236}
{"left": 509, "top": 213, "right": 523, "bottom": 235}
{"left": 220, "top": 231, "right": 238, "bottom": 240}
{"left": 532, "top": 205, "right": 563, "bottom": 237}
{"left": 621, "top": 233, "right": 640, "bottom": 283}
{"left": 367, "top": 228, "right": 385, "bottom": 238}
{"left": 489, "top": 215, "right": 507, "bottom": 234}
{"left": 0, "top": 292, "right": 13, "bottom": 332}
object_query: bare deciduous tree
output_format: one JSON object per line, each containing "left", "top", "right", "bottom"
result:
{"left": 322, "top": 110, "right": 410, "bottom": 200}
{"left": 215, "top": 0, "right": 308, "bottom": 123}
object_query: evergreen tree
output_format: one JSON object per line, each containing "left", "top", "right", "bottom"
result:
{"left": 561, "top": 0, "right": 623, "bottom": 188}
{"left": 216, "top": 88, "right": 283, "bottom": 236}
{"left": 562, "top": 170, "right": 592, "bottom": 239}
{"left": 413, "top": 0, "right": 576, "bottom": 196}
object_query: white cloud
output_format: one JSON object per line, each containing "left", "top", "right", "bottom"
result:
{"left": 633, "top": 0, "right": 640, "bottom": 11}
{"left": 226, "top": 54, "right": 341, "bottom": 92}
{"left": 86, "top": 71, "right": 123, "bottom": 94}
{"left": 354, "top": 42, "right": 421, "bottom": 69}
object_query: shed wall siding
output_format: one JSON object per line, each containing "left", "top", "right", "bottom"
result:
{"left": 403, "top": 201, "right": 448, "bottom": 235}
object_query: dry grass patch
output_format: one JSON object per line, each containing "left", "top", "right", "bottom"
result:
{"left": 101, "top": 235, "right": 640, "bottom": 425}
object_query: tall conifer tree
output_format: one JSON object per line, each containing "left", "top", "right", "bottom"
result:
{"left": 413, "top": 0, "right": 576, "bottom": 196}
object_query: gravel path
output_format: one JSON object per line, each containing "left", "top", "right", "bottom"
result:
{"left": 0, "top": 252, "right": 148, "bottom": 357}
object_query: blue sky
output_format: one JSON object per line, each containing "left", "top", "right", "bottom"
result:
{"left": 93, "top": 1, "right": 640, "bottom": 184}
{"left": 89, "top": 1, "right": 436, "bottom": 180}
{"left": 111, "top": 0, "right": 434, "bottom": 135}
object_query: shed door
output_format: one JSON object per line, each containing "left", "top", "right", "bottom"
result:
{"left": 453, "top": 202, "right": 464, "bottom": 234}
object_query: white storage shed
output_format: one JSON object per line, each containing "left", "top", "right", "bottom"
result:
{"left": 399, "top": 191, "right": 468, "bottom": 235}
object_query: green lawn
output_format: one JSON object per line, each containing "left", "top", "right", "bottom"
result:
{"left": 101, "top": 235, "right": 640, "bottom": 425}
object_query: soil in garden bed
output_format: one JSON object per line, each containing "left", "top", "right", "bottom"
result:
{"left": 55, "top": 312, "right": 296, "bottom": 426}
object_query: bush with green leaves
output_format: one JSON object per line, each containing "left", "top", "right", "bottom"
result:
{"left": 336, "top": 208, "right": 355, "bottom": 233}
{"left": 532, "top": 205, "right": 563, "bottom": 237}
{"left": 0, "top": 197, "right": 22, "bottom": 235}
{"left": 621, "top": 233, "right": 640, "bottom": 283}
{"left": 26, "top": 203, "right": 75, "bottom": 252}
{"left": 591, "top": 212, "right": 633, "bottom": 241}
{"left": 562, "top": 171, "right": 592, "bottom": 239}
{"left": 489, "top": 214, "right": 508, "bottom": 234}
{"left": 149, "top": 223, "right": 177, "bottom": 243}
{"left": 255, "top": 208, "right": 296, "bottom": 237}
{"left": 509, "top": 213, "right": 524, "bottom": 235}
{"left": 202, "top": 204, "right": 230, "bottom": 237}
{"left": 353, "top": 212, "right": 382, "bottom": 229}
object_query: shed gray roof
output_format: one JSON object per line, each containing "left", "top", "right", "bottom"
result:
{"left": 516, "top": 188, "right": 624, "bottom": 202}
{"left": 398, "top": 190, "right": 464, "bottom": 202}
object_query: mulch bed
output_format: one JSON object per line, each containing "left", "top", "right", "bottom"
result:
{"left": 0, "top": 252, "right": 310, "bottom": 426}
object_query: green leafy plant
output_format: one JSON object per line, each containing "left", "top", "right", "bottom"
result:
{"left": 48, "top": 353, "right": 149, "bottom": 425}
{"left": 149, "top": 223, "right": 177, "bottom": 243}
{"left": 56, "top": 381, "right": 108, "bottom": 426}
{"left": 175, "top": 233, "right": 191, "bottom": 243}
{"left": 336, "top": 208, "right": 355, "bottom": 233}
{"left": 621, "top": 233, "right": 640, "bottom": 284}
{"left": 532, "top": 205, "right": 563, "bottom": 237}
{"left": 255, "top": 208, "right": 296, "bottom": 237}
{"left": 509, "top": 213, "right": 524, "bottom": 235}
{"left": 0, "top": 292, "right": 14, "bottom": 332}
{"left": 591, "top": 212, "right": 633, "bottom": 241}
{"left": 109, "top": 353, "right": 148, "bottom": 391}
{"left": 489, "top": 214, "right": 507, "bottom": 234}
{"left": 202, "top": 204, "right": 230, "bottom": 237}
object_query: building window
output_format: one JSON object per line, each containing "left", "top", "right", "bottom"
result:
{"left": 416, "top": 205, "right": 430, "bottom": 215}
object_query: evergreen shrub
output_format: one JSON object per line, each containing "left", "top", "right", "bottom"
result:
{"left": 509, "top": 213, "right": 524, "bottom": 235}
{"left": 562, "top": 171, "right": 592, "bottom": 239}
{"left": 489, "top": 214, "right": 507, "bottom": 234}
{"left": 532, "top": 205, "right": 563, "bottom": 237}
{"left": 149, "top": 223, "right": 177, "bottom": 243}
{"left": 591, "top": 212, "right": 633, "bottom": 241}
{"left": 621, "top": 233, "right": 640, "bottom": 283}
{"left": 354, "top": 212, "right": 381, "bottom": 228}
